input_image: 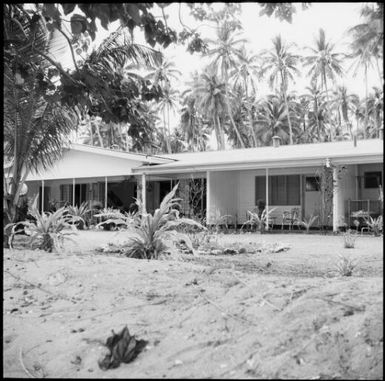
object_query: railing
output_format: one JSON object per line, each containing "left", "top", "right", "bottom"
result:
{"left": 346, "top": 199, "right": 382, "bottom": 227}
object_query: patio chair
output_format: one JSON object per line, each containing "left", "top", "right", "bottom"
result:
{"left": 281, "top": 208, "right": 300, "bottom": 230}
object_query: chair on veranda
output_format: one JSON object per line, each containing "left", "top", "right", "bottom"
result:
{"left": 281, "top": 208, "right": 300, "bottom": 230}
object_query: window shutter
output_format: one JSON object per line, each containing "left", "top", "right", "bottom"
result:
{"left": 255, "top": 176, "right": 266, "bottom": 205}
{"left": 287, "top": 175, "right": 300, "bottom": 205}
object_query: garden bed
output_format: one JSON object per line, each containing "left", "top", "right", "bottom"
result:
{"left": 3, "top": 231, "right": 383, "bottom": 379}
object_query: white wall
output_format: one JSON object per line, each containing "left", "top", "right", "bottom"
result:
{"left": 358, "top": 163, "right": 383, "bottom": 200}
{"left": 237, "top": 167, "right": 322, "bottom": 224}
{"left": 26, "top": 150, "right": 143, "bottom": 181}
{"left": 207, "top": 171, "right": 239, "bottom": 224}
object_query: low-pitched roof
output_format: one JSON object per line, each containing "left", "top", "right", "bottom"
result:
{"left": 70, "top": 143, "right": 174, "bottom": 164}
{"left": 134, "top": 139, "right": 384, "bottom": 174}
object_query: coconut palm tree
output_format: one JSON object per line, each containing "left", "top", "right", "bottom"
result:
{"left": 180, "top": 92, "right": 209, "bottom": 152}
{"left": 330, "top": 86, "right": 359, "bottom": 139}
{"left": 348, "top": 43, "right": 377, "bottom": 139}
{"left": 303, "top": 28, "right": 345, "bottom": 141}
{"left": 260, "top": 35, "right": 300, "bottom": 145}
{"left": 156, "top": 88, "right": 179, "bottom": 154}
{"left": 192, "top": 67, "right": 227, "bottom": 150}
{"left": 255, "top": 95, "right": 292, "bottom": 146}
{"left": 348, "top": 3, "right": 383, "bottom": 82}
{"left": 366, "top": 87, "right": 383, "bottom": 138}
{"left": 205, "top": 21, "right": 247, "bottom": 148}
{"left": 230, "top": 46, "right": 260, "bottom": 146}
{"left": 145, "top": 58, "right": 182, "bottom": 88}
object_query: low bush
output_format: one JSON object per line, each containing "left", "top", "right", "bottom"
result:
{"left": 122, "top": 184, "right": 206, "bottom": 259}
{"left": 335, "top": 254, "right": 358, "bottom": 276}
{"left": 296, "top": 215, "right": 319, "bottom": 233}
{"left": 343, "top": 229, "right": 357, "bottom": 248}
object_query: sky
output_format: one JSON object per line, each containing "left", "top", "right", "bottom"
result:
{"left": 57, "top": 3, "right": 381, "bottom": 140}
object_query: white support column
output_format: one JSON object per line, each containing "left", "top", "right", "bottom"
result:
{"left": 265, "top": 168, "right": 269, "bottom": 231}
{"left": 206, "top": 171, "right": 211, "bottom": 225}
{"left": 333, "top": 166, "right": 343, "bottom": 232}
{"left": 141, "top": 173, "right": 146, "bottom": 213}
{"left": 355, "top": 164, "right": 359, "bottom": 199}
{"left": 72, "top": 178, "right": 75, "bottom": 207}
{"left": 41, "top": 179, "right": 45, "bottom": 214}
{"left": 105, "top": 177, "right": 108, "bottom": 209}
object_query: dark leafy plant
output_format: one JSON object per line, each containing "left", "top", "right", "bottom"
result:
{"left": 123, "top": 184, "right": 206, "bottom": 259}
{"left": 66, "top": 201, "right": 92, "bottom": 229}
{"left": 7, "top": 202, "right": 77, "bottom": 252}
{"left": 241, "top": 208, "right": 276, "bottom": 232}
{"left": 296, "top": 214, "right": 319, "bottom": 233}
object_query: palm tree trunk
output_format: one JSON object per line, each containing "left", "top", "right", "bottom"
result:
{"left": 244, "top": 80, "right": 257, "bottom": 147}
{"left": 90, "top": 120, "right": 94, "bottom": 146}
{"left": 164, "top": 107, "right": 171, "bottom": 154}
{"left": 95, "top": 123, "right": 104, "bottom": 148}
{"left": 216, "top": 115, "right": 225, "bottom": 150}
{"left": 323, "top": 71, "right": 332, "bottom": 141}
{"left": 224, "top": 73, "right": 245, "bottom": 148}
{"left": 364, "top": 65, "right": 368, "bottom": 139}
{"left": 167, "top": 104, "right": 172, "bottom": 153}
{"left": 281, "top": 71, "right": 293, "bottom": 145}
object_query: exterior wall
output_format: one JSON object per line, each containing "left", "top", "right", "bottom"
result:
{"left": 207, "top": 170, "right": 239, "bottom": 225}
{"left": 237, "top": 167, "right": 323, "bottom": 225}
{"left": 25, "top": 176, "right": 136, "bottom": 210}
{"left": 26, "top": 150, "right": 143, "bottom": 181}
{"left": 358, "top": 163, "right": 383, "bottom": 200}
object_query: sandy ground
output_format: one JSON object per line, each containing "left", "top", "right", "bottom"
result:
{"left": 3, "top": 231, "right": 383, "bottom": 379}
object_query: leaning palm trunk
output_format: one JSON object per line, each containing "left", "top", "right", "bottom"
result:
{"left": 224, "top": 73, "right": 245, "bottom": 149}
{"left": 322, "top": 72, "right": 333, "bottom": 141}
{"left": 283, "top": 93, "right": 293, "bottom": 145}
{"left": 364, "top": 66, "right": 368, "bottom": 139}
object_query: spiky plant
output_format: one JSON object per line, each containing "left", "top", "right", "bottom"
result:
{"left": 10, "top": 204, "right": 77, "bottom": 252}
{"left": 95, "top": 209, "right": 139, "bottom": 230}
{"left": 123, "top": 184, "right": 205, "bottom": 259}
{"left": 66, "top": 201, "right": 92, "bottom": 229}
{"left": 363, "top": 215, "right": 383, "bottom": 236}
{"left": 296, "top": 215, "right": 319, "bottom": 233}
{"left": 335, "top": 254, "right": 358, "bottom": 276}
{"left": 241, "top": 208, "right": 276, "bottom": 232}
{"left": 343, "top": 229, "right": 357, "bottom": 248}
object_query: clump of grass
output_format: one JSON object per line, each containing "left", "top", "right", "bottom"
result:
{"left": 343, "top": 229, "right": 357, "bottom": 248}
{"left": 296, "top": 215, "right": 318, "bottom": 233}
{"left": 241, "top": 208, "right": 276, "bottom": 233}
{"left": 335, "top": 254, "right": 358, "bottom": 276}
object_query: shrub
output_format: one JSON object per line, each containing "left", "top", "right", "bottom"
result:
{"left": 122, "top": 184, "right": 206, "bottom": 259}
{"left": 66, "top": 201, "right": 92, "bottom": 229}
{"left": 335, "top": 254, "right": 358, "bottom": 276}
{"left": 241, "top": 208, "right": 276, "bottom": 233}
{"left": 7, "top": 203, "right": 77, "bottom": 252}
{"left": 343, "top": 229, "right": 357, "bottom": 248}
{"left": 296, "top": 215, "right": 318, "bottom": 233}
{"left": 94, "top": 208, "right": 129, "bottom": 230}
{"left": 363, "top": 215, "right": 383, "bottom": 236}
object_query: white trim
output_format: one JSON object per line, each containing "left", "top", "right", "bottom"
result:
{"left": 265, "top": 168, "right": 269, "bottom": 231}
{"left": 72, "top": 178, "right": 75, "bottom": 207}
{"left": 206, "top": 171, "right": 211, "bottom": 224}
{"left": 105, "top": 177, "right": 108, "bottom": 209}
{"left": 70, "top": 143, "right": 174, "bottom": 164}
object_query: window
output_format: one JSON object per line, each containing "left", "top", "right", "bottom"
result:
{"left": 364, "top": 172, "right": 382, "bottom": 189}
{"left": 255, "top": 175, "right": 300, "bottom": 206}
{"left": 305, "top": 176, "right": 320, "bottom": 192}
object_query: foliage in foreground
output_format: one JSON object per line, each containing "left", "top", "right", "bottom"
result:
{"left": 335, "top": 254, "right": 358, "bottom": 276}
{"left": 66, "top": 202, "right": 92, "bottom": 229}
{"left": 296, "top": 215, "right": 319, "bottom": 233}
{"left": 241, "top": 208, "right": 276, "bottom": 232}
{"left": 343, "top": 229, "right": 357, "bottom": 249}
{"left": 363, "top": 215, "right": 383, "bottom": 236}
{"left": 122, "top": 184, "right": 206, "bottom": 259}
{"left": 7, "top": 204, "right": 77, "bottom": 252}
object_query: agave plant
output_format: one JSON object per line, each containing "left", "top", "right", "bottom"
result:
{"left": 94, "top": 208, "right": 138, "bottom": 230}
{"left": 296, "top": 214, "right": 319, "bottom": 233}
{"left": 241, "top": 208, "right": 276, "bottom": 232}
{"left": 7, "top": 205, "right": 77, "bottom": 252}
{"left": 66, "top": 202, "right": 92, "bottom": 230}
{"left": 123, "top": 184, "right": 206, "bottom": 259}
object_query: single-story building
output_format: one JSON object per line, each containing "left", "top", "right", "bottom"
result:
{"left": 24, "top": 139, "right": 383, "bottom": 231}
